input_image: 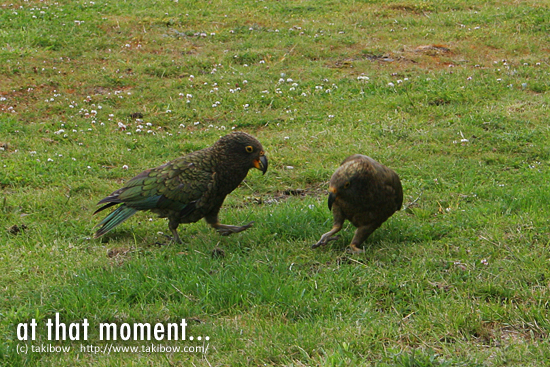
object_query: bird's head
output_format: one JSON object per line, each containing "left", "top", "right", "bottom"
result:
{"left": 327, "top": 160, "right": 364, "bottom": 211}
{"left": 216, "top": 132, "right": 268, "bottom": 174}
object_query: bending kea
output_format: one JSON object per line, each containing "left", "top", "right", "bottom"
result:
{"left": 94, "top": 131, "right": 268, "bottom": 243}
{"left": 312, "top": 154, "right": 402, "bottom": 253}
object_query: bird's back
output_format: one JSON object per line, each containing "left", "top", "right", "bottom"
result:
{"left": 337, "top": 154, "right": 403, "bottom": 223}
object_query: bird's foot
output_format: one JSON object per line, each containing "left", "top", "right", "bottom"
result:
{"left": 311, "top": 235, "right": 340, "bottom": 249}
{"left": 216, "top": 222, "right": 254, "bottom": 236}
{"left": 346, "top": 244, "right": 365, "bottom": 254}
{"left": 163, "top": 231, "right": 183, "bottom": 244}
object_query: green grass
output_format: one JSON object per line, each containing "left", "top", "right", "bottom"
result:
{"left": 2, "top": 0, "right": 550, "bottom": 365}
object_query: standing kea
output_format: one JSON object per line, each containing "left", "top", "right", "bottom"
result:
{"left": 312, "top": 154, "right": 402, "bottom": 253}
{"left": 93, "top": 131, "right": 268, "bottom": 243}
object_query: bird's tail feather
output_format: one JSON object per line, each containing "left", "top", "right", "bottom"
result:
{"left": 93, "top": 205, "right": 137, "bottom": 238}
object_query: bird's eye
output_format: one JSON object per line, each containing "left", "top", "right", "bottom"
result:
{"left": 245, "top": 145, "right": 254, "bottom": 153}
{"left": 344, "top": 182, "right": 350, "bottom": 189}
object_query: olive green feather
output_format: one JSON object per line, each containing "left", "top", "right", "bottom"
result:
{"left": 93, "top": 132, "right": 268, "bottom": 242}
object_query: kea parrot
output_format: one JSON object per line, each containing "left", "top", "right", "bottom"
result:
{"left": 312, "top": 154, "right": 402, "bottom": 253}
{"left": 93, "top": 131, "right": 268, "bottom": 243}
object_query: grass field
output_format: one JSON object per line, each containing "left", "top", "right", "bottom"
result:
{"left": 2, "top": 0, "right": 550, "bottom": 365}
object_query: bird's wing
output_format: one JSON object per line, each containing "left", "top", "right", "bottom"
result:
{"left": 115, "top": 156, "right": 216, "bottom": 215}
{"left": 369, "top": 162, "right": 403, "bottom": 211}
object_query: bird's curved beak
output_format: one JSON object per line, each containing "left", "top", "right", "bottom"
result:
{"left": 254, "top": 154, "right": 268, "bottom": 175}
{"left": 328, "top": 187, "right": 337, "bottom": 211}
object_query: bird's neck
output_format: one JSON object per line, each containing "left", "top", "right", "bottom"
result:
{"left": 214, "top": 154, "right": 249, "bottom": 193}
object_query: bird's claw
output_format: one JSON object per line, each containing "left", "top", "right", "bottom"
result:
{"left": 216, "top": 222, "right": 255, "bottom": 236}
{"left": 162, "top": 233, "right": 183, "bottom": 244}
{"left": 346, "top": 244, "right": 365, "bottom": 254}
{"left": 311, "top": 235, "right": 340, "bottom": 249}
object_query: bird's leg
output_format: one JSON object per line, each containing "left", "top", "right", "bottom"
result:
{"left": 168, "top": 217, "right": 183, "bottom": 244}
{"left": 312, "top": 223, "right": 342, "bottom": 249}
{"left": 205, "top": 213, "right": 254, "bottom": 236}
{"left": 312, "top": 206, "right": 345, "bottom": 249}
{"left": 347, "top": 223, "right": 379, "bottom": 254}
